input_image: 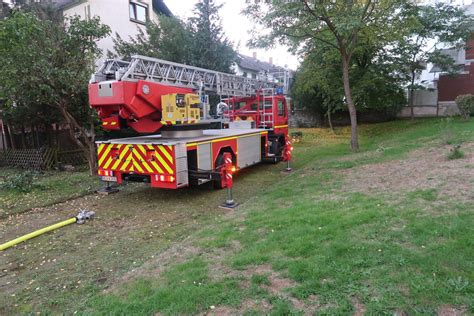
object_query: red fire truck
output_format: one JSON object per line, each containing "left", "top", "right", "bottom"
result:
{"left": 88, "top": 55, "right": 292, "bottom": 191}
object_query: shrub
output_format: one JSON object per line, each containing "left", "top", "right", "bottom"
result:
{"left": 455, "top": 94, "right": 474, "bottom": 120}
{"left": 0, "top": 171, "right": 38, "bottom": 192}
{"left": 447, "top": 145, "right": 464, "bottom": 160}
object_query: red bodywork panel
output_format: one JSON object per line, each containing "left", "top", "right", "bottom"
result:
{"left": 89, "top": 80, "right": 193, "bottom": 133}
{"left": 223, "top": 95, "right": 289, "bottom": 131}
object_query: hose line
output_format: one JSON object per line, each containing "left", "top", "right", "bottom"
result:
{"left": 0, "top": 210, "right": 95, "bottom": 251}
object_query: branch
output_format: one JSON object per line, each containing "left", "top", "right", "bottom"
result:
{"left": 302, "top": 0, "right": 342, "bottom": 45}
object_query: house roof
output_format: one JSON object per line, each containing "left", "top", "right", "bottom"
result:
{"left": 153, "top": 0, "right": 172, "bottom": 16}
{"left": 53, "top": 0, "right": 172, "bottom": 16}
{"left": 236, "top": 54, "right": 287, "bottom": 73}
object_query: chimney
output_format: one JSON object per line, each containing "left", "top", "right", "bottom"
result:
{"left": 252, "top": 52, "right": 257, "bottom": 59}
{"left": 269, "top": 57, "right": 273, "bottom": 65}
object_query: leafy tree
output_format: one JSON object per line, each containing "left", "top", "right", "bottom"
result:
{"left": 292, "top": 39, "right": 405, "bottom": 129}
{"left": 187, "top": 0, "right": 236, "bottom": 72}
{"left": 0, "top": 11, "right": 110, "bottom": 173}
{"left": 111, "top": 15, "right": 194, "bottom": 63}
{"left": 394, "top": 3, "right": 472, "bottom": 119}
{"left": 245, "top": 0, "right": 407, "bottom": 151}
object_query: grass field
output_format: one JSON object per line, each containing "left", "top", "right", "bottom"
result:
{"left": 0, "top": 168, "right": 100, "bottom": 218}
{"left": 1, "top": 118, "right": 473, "bottom": 315}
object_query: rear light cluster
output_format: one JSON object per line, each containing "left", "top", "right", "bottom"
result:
{"left": 154, "top": 175, "right": 175, "bottom": 182}
{"left": 98, "top": 169, "right": 114, "bottom": 176}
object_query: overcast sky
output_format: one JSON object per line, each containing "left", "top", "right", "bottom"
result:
{"left": 164, "top": 0, "right": 300, "bottom": 70}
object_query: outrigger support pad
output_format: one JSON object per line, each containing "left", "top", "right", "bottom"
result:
{"left": 96, "top": 181, "right": 119, "bottom": 195}
{"left": 219, "top": 153, "right": 239, "bottom": 210}
{"left": 282, "top": 134, "right": 293, "bottom": 172}
{"left": 76, "top": 210, "right": 96, "bottom": 225}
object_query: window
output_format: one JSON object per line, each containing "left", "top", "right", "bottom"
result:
{"left": 252, "top": 73, "right": 257, "bottom": 79}
{"left": 129, "top": 1, "right": 148, "bottom": 24}
{"left": 242, "top": 72, "right": 248, "bottom": 78}
{"left": 278, "top": 100, "right": 285, "bottom": 116}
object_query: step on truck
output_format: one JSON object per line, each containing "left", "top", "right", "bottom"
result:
{"left": 88, "top": 55, "right": 293, "bottom": 189}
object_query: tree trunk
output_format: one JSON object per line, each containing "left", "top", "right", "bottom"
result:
{"left": 327, "top": 105, "right": 334, "bottom": 133}
{"left": 409, "top": 70, "right": 416, "bottom": 120}
{"left": 20, "top": 125, "right": 26, "bottom": 149}
{"left": 6, "top": 122, "right": 15, "bottom": 149}
{"left": 56, "top": 102, "right": 97, "bottom": 176}
{"left": 341, "top": 55, "right": 359, "bottom": 152}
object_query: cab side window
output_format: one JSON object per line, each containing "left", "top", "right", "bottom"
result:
{"left": 278, "top": 100, "right": 285, "bottom": 116}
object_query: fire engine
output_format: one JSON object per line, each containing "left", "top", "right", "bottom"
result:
{"left": 88, "top": 55, "right": 292, "bottom": 191}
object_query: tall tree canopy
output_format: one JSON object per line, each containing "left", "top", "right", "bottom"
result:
{"left": 113, "top": 0, "right": 236, "bottom": 73}
{"left": 245, "top": 0, "right": 407, "bottom": 151}
{"left": 293, "top": 39, "right": 406, "bottom": 129}
{"left": 245, "top": 0, "right": 471, "bottom": 151}
{"left": 0, "top": 11, "right": 110, "bottom": 173}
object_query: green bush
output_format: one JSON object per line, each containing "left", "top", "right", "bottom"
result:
{"left": 447, "top": 145, "right": 464, "bottom": 160}
{"left": 0, "top": 171, "right": 38, "bottom": 192}
{"left": 455, "top": 94, "right": 474, "bottom": 120}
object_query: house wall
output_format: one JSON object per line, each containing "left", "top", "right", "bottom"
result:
{"left": 232, "top": 64, "right": 257, "bottom": 79}
{"left": 465, "top": 38, "right": 474, "bottom": 60}
{"left": 63, "top": 0, "right": 158, "bottom": 60}
{"left": 438, "top": 63, "right": 474, "bottom": 102}
{"left": 411, "top": 89, "right": 438, "bottom": 106}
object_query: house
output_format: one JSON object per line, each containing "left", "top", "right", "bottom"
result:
{"left": 0, "top": 1, "right": 11, "bottom": 19}
{"left": 402, "top": 2, "right": 474, "bottom": 117}
{"left": 53, "top": 0, "right": 172, "bottom": 58}
{"left": 234, "top": 53, "right": 287, "bottom": 78}
{"left": 435, "top": 39, "right": 474, "bottom": 113}
{"left": 233, "top": 53, "right": 293, "bottom": 93}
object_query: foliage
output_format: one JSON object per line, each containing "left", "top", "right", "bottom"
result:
{"left": 455, "top": 94, "right": 474, "bottom": 120}
{"left": 394, "top": 3, "right": 472, "bottom": 118}
{"left": 0, "top": 171, "right": 38, "bottom": 192}
{"left": 187, "top": 0, "right": 236, "bottom": 72}
{"left": 112, "top": 0, "right": 236, "bottom": 73}
{"left": 112, "top": 15, "right": 193, "bottom": 63}
{"left": 244, "top": 0, "right": 411, "bottom": 151}
{"left": 0, "top": 11, "right": 110, "bottom": 173}
{"left": 292, "top": 40, "right": 406, "bottom": 122}
{"left": 441, "top": 117, "right": 455, "bottom": 145}
{"left": 447, "top": 145, "right": 465, "bottom": 160}
{"left": 245, "top": 1, "right": 472, "bottom": 149}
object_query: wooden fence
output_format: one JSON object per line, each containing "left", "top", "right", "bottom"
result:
{"left": 0, "top": 148, "right": 87, "bottom": 170}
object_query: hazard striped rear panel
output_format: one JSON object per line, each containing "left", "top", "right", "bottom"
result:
{"left": 97, "top": 143, "right": 175, "bottom": 175}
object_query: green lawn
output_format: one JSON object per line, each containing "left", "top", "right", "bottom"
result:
{"left": 0, "top": 168, "right": 101, "bottom": 218}
{"left": 1, "top": 118, "right": 473, "bottom": 315}
{"left": 87, "top": 118, "right": 473, "bottom": 315}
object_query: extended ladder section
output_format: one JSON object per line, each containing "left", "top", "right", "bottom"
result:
{"left": 259, "top": 88, "right": 276, "bottom": 129}
{"left": 91, "top": 55, "right": 290, "bottom": 97}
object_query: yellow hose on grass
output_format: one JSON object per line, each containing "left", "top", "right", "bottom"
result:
{"left": 0, "top": 217, "right": 77, "bottom": 251}
{"left": 0, "top": 210, "right": 95, "bottom": 251}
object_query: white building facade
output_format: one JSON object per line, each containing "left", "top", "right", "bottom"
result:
{"left": 55, "top": 0, "right": 171, "bottom": 58}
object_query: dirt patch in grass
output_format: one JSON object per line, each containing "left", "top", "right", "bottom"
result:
{"left": 350, "top": 296, "right": 367, "bottom": 316}
{"left": 437, "top": 305, "right": 468, "bottom": 316}
{"left": 202, "top": 298, "right": 273, "bottom": 315}
{"left": 341, "top": 142, "right": 474, "bottom": 202}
